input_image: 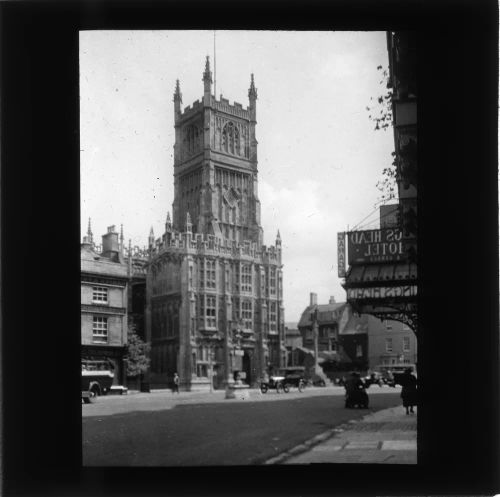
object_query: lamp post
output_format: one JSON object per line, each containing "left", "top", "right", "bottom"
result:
{"left": 312, "top": 308, "right": 319, "bottom": 374}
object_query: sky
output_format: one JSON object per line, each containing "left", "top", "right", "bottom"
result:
{"left": 80, "top": 30, "right": 395, "bottom": 323}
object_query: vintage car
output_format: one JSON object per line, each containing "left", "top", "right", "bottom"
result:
{"left": 81, "top": 359, "right": 114, "bottom": 397}
{"left": 260, "top": 375, "right": 290, "bottom": 394}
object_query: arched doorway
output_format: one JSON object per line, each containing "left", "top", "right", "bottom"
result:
{"left": 242, "top": 351, "right": 251, "bottom": 385}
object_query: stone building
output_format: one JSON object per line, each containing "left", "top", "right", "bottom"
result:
{"left": 80, "top": 223, "right": 129, "bottom": 386}
{"left": 145, "top": 58, "right": 285, "bottom": 391}
{"left": 81, "top": 221, "right": 150, "bottom": 388}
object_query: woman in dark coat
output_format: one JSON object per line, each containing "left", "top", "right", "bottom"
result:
{"left": 400, "top": 367, "right": 417, "bottom": 414}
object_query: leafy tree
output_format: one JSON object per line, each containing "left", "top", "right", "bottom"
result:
{"left": 125, "top": 322, "right": 150, "bottom": 378}
{"left": 366, "top": 66, "right": 397, "bottom": 205}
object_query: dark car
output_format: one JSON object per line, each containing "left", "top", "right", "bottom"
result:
{"left": 281, "top": 367, "right": 305, "bottom": 388}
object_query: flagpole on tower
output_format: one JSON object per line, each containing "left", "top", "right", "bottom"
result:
{"left": 213, "top": 30, "right": 217, "bottom": 98}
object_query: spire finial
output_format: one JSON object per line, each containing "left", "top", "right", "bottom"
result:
{"left": 248, "top": 73, "right": 257, "bottom": 99}
{"left": 167, "top": 212, "right": 171, "bottom": 223}
{"left": 203, "top": 56, "right": 213, "bottom": 83}
{"left": 87, "top": 217, "right": 93, "bottom": 244}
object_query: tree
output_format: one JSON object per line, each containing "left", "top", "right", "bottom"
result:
{"left": 366, "top": 66, "right": 397, "bottom": 205}
{"left": 125, "top": 322, "right": 150, "bottom": 378}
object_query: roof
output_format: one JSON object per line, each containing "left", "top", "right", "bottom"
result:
{"left": 340, "top": 314, "right": 368, "bottom": 335}
{"left": 297, "top": 302, "right": 347, "bottom": 328}
{"left": 81, "top": 245, "right": 128, "bottom": 278}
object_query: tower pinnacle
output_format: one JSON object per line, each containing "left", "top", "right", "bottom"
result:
{"left": 173, "top": 79, "right": 182, "bottom": 103}
{"left": 87, "top": 217, "right": 94, "bottom": 244}
{"left": 202, "top": 56, "right": 213, "bottom": 100}
{"left": 203, "top": 56, "right": 212, "bottom": 83}
{"left": 248, "top": 73, "right": 257, "bottom": 100}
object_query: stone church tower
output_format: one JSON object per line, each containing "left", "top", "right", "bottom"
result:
{"left": 145, "top": 57, "right": 285, "bottom": 391}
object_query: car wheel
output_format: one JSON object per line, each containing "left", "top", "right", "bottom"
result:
{"left": 260, "top": 384, "right": 268, "bottom": 394}
{"left": 283, "top": 384, "right": 290, "bottom": 393}
{"left": 318, "top": 380, "right": 326, "bottom": 387}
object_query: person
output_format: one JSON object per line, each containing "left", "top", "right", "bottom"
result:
{"left": 172, "top": 372, "right": 180, "bottom": 394}
{"left": 344, "top": 371, "right": 369, "bottom": 408}
{"left": 400, "top": 367, "right": 417, "bottom": 414}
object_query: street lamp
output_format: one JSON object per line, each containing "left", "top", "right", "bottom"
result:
{"left": 311, "top": 308, "right": 319, "bottom": 374}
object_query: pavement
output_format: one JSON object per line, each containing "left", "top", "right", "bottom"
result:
{"left": 265, "top": 404, "right": 417, "bottom": 465}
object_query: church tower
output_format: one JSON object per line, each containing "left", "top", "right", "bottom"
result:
{"left": 172, "top": 56, "right": 263, "bottom": 245}
{"left": 146, "top": 58, "right": 285, "bottom": 392}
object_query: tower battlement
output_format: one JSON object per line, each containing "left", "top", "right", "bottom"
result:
{"left": 149, "top": 229, "right": 281, "bottom": 265}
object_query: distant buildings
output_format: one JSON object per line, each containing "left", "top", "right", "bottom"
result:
{"left": 289, "top": 295, "right": 417, "bottom": 378}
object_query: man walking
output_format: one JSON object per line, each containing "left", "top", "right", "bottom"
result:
{"left": 173, "top": 372, "right": 180, "bottom": 394}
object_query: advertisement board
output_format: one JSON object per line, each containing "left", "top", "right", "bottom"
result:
{"left": 347, "top": 228, "right": 404, "bottom": 264}
{"left": 346, "top": 285, "right": 417, "bottom": 300}
{"left": 337, "top": 232, "right": 346, "bottom": 277}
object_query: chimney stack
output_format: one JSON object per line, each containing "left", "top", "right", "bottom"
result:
{"left": 310, "top": 292, "right": 318, "bottom": 306}
{"left": 101, "top": 225, "right": 120, "bottom": 260}
{"left": 329, "top": 296, "right": 336, "bottom": 304}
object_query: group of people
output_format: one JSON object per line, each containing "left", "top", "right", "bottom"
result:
{"left": 344, "top": 367, "right": 417, "bottom": 414}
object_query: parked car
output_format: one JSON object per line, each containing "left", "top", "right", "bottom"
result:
{"left": 280, "top": 367, "right": 305, "bottom": 389}
{"left": 81, "top": 359, "right": 114, "bottom": 396}
{"left": 374, "top": 364, "right": 417, "bottom": 387}
{"left": 260, "top": 375, "right": 289, "bottom": 394}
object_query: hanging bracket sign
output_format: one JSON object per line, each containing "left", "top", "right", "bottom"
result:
{"left": 348, "top": 228, "right": 405, "bottom": 264}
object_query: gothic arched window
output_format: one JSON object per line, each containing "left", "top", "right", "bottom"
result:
{"left": 221, "top": 121, "right": 241, "bottom": 156}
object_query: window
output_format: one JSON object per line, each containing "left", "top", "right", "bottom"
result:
{"left": 269, "top": 302, "right": 277, "bottom": 332}
{"left": 241, "top": 264, "right": 252, "bottom": 292}
{"left": 269, "top": 268, "right": 276, "bottom": 296}
{"left": 200, "top": 259, "right": 216, "bottom": 289}
{"left": 384, "top": 320, "right": 392, "bottom": 330}
{"left": 242, "top": 300, "right": 252, "bottom": 330}
{"left": 92, "top": 316, "right": 108, "bottom": 343}
{"left": 92, "top": 286, "right": 108, "bottom": 303}
{"left": 385, "top": 338, "right": 393, "bottom": 353}
{"left": 403, "top": 336, "right": 410, "bottom": 352}
{"left": 356, "top": 344, "right": 363, "bottom": 357}
{"left": 222, "top": 122, "right": 240, "bottom": 156}
{"left": 200, "top": 296, "right": 217, "bottom": 328}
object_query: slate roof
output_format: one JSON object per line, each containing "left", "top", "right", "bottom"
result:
{"left": 81, "top": 244, "right": 128, "bottom": 278}
{"left": 297, "top": 302, "right": 347, "bottom": 328}
{"left": 339, "top": 314, "right": 369, "bottom": 335}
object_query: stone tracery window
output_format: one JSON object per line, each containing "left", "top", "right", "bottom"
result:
{"left": 184, "top": 124, "right": 201, "bottom": 157}
{"left": 222, "top": 122, "right": 240, "bottom": 156}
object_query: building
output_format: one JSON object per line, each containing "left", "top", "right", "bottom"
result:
{"left": 284, "top": 322, "right": 302, "bottom": 367}
{"left": 295, "top": 295, "right": 417, "bottom": 378}
{"left": 145, "top": 58, "right": 285, "bottom": 391}
{"left": 80, "top": 224, "right": 129, "bottom": 386}
{"left": 298, "top": 294, "right": 346, "bottom": 356}
{"left": 339, "top": 31, "right": 417, "bottom": 337}
{"left": 366, "top": 317, "right": 417, "bottom": 368}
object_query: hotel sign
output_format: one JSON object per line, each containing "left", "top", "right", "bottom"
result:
{"left": 337, "top": 232, "right": 346, "bottom": 277}
{"left": 348, "top": 228, "right": 404, "bottom": 264}
{"left": 347, "top": 285, "right": 417, "bottom": 300}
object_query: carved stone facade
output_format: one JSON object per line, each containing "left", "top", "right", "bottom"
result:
{"left": 145, "top": 59, "right": 285, "bottom": 391}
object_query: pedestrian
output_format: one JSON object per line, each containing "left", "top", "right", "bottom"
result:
{"left": 173, "top": 372, "right": 180, "bottom": 394}
{"left": 400, "top": 367, "right": 417, "bottom": 414}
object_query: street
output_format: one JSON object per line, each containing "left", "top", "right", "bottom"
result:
{"left": 82, "top": 386, "right": 403, "bottom": 466}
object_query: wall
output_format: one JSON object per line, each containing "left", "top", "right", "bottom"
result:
{"left": 367, "top": 316, "right": 417, "bottom": 369}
